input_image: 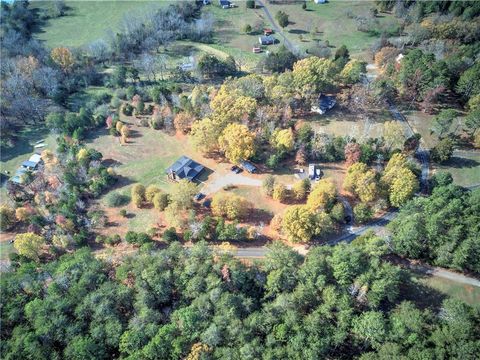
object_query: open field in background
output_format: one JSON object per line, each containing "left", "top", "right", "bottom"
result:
{"left": 33, "top": 1, "right": 169, "bottom": 48}
{"left": 306, "top": 110, "right": 396, "bottom": 141}
{"left": 435, "top": 151, "right": 480, "bottom": 187}
{"left": 408, "top": 271, "right": 480, "bottom": 308}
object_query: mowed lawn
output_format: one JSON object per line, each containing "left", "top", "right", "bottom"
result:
{"left": 262, "top": 0, "right": 399, "bottom": 57}
{"left": 33, "top": 1, "right": 169, "bottom": 48}
{"left": 435, "top": 151, "right": 480, "bottom": 187}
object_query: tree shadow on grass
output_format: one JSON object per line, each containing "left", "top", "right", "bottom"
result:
{"left": 289, "top": 29, "right": 309, "bottom": 35}
{"left": 440, "top": 156, "right": 479, "bottom": 169}
{"left": 397, "top": 270, "right": 448, "bottom": 310}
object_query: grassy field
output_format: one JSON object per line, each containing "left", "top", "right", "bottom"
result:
{"left": 0, "top": 242, "right": 14, "bottom": 261}
{"left": 0, "top": 127, "right": 56, "bottom": 198}
{"left": 434, "top": 152, "right": 480, "bottom": 187}
{"left": 408, "top": 271, "right": 480, "bottom": 308}
{"left": 33, "top": 1, "right": 168, "bottom": 48}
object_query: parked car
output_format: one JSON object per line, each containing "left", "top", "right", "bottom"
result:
{"left": 203, "top": 199, "right": 211, "bottom": 208}
{"left": 231, "top": 165, "right": 242, "bottom": 174}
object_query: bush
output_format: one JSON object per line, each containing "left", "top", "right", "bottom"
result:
{"left": 119, "top": 209, "right": 127, "bottom": 217}
{"left": 246, "top": 0, "right": 255, "bottom": 9}
{"left": 431, "top": 138, "right": 454, "bottom": 163}
{"left": 262, "top": 175, "right": 276, "bottom": 197}
{"left": 105, "top": 192, "right": 130, "bottom": 207}
{"left": 145, "top": 185, "right": 162, "bottom": 203}
{"left": 131, "top": 184, "right": 146, "bottom": 208}
{"left": 266, "top": 154, "right": 280, "bottom": 169}
{"left": 125, "top": 231, "right": 152, "bottom": 245}
{"left": 122, "top": 104, "right": 134, "bottom": 116}
{"left": 330, "top": 202, "right": 345, "bottom": 223}
{"left": 354, "top": 203, "right": 373, "bottom": 224}
{"left": 163, "top": 227, "right": 178, "bottom": 243}
{"left": 272, "top": 183, "right": 288, "bottom": 203}
{"left": 153, "top": 192, "right": 169, "bottom": 211}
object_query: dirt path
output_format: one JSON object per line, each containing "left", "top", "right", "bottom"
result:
{"left": 201, "top": 172, "right": 262, "bottom": 194}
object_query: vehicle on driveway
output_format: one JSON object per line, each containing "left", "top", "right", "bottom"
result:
{"left": 231, "top": 165, "right": 242, "bottom": 174}
{"left": 194, "top": 193, "right": 205, "bottom": 201}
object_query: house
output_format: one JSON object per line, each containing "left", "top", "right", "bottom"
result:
{"left": 259, "top": 35, "right": 275, "bottom": 45}
{"left": 21, "top": 160, "right": 38, "bottom": 170}
{"left": 10, "top": 167, "right": 28, "bottom": 184}
{"left": 219, "top": 0, "right": 231, "bottom": 8}
{"left": 203, "top": 0, "right": 211, "bottom": 5}
{"left": 311, "top": 94, "right": 336, "bottom": 114}
{"left": 264, "top": 28, "right": 273, "bottom": 36}
{"left": 166, "top": 156, "right": 205, "bottom": 182}
{"left": 240, "top": 160, "right": 257, "bottom": 173}
{"left": 314, "top": 0, "right": 326, "bottom": 4}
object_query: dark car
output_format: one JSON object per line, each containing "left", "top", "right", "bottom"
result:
{"left": 231, "top": 165, "right": 242, "bottom": 174}
{"left": 194, "top": 193, "right": 205, "bottom": 201}
{"left": 203, "top": 199, "right": 211, "bottom": 208}
{"left": 344, "top": 215, "right": 352, "bottom": 224}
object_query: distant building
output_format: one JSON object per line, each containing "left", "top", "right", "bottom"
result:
{"left": 311, "top": 94, "right": 336, "bottom": 114}
{"left": 240, "top": 160, "right": 257, "bottom": 173}
{"left": 166, "top": 156, "right": 205, "bottom": 182}
{"left": 264, "top": 28, "right": 273, "bottom": 36}
{"left": 314, "top": 0, "right": 326, "bottom": 4}
{"left": 259, "top": 35, "right": 275, "bottom": 45}
{"left": 219, "top": 0, "right": 231, "bottom": 8}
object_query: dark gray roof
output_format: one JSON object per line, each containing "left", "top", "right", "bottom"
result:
{"left": 259, "top": 35, "right": 275, "bottom": 44}
{"left": 166, "top": 156, "right": 204, "bottom": 181}
{"left": 22, "top": 160, "right": 38, "bottom": 169}
{"left": 318, "top": 94, "right": 336, "bottom": 112}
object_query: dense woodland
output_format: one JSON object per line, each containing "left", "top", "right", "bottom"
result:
{"left": 2, "top": 242, "right": 480, "bottom": 359}
{"left": 1, "top": 1, "right": 480, "bottom": 358}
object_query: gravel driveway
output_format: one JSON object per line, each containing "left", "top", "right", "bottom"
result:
{"left": 201, "top": 172, "right": 262, "bottom": 195}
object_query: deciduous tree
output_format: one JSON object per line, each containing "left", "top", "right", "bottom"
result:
{"left": 219, "top": 123, "right": 256, "bottom": 164}
{"left": 306, "top": 179, "right": 337, "bottom": 211}
{"left": 14, "top": 233, "right": 45, "bottom": 261}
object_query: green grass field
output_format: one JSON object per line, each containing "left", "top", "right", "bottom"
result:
{"left": 435, "top": 152, "right": 480, "bottom": 187}
{"left": 33, "top": 1, "right": 168, "bottom": 48}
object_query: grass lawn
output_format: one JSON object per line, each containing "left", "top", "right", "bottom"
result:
{"left": 33, "top": 1, "right": 170, "bottom": 48}
{"left": 0, "top": 127, "right": 56, "bottom": 197}
{"left": 305, "top": 110, "right": 396, "bottom": 141}
{"left": 409, "top": 271, "right": 480, "bottom": 308}
{"left": 434, "top": 152, "right": 480, "bottom": 187}
{"left": 0, "top": 242, "right": 14, "bottom": 261}
{"left": 262, "top": 0, "right": 398, "bottom": 58}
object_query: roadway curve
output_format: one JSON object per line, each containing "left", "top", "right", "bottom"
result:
{"left": 255, "top": 0, "right": 297, "bottom": 54}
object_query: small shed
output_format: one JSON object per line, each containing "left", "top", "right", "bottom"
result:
{"left": 259, "top": 35, "right": 275, "bottom": 45}
{"left": 314, "top": 0, "right": 326, "bottom": 4}
{"left": 240, "top": 160, "right": 257, "bottom": 173}
{"left": 311, "top": 94, "right": 336, "bottom": 114}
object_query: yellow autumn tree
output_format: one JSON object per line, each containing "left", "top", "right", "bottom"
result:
{"left": 381, "top": 153, "right": 419, "bottom": 207}
{"left": 343, "top": 162, "right": 379, "bottom": 203}
{"left": 306, "top": 179, "right": 337, "bottom": 211}
{"left": 219, "top": 123, "right": 256, "bottom": 164}
{"left": 292, "top": 57, "right": 338, "bottom": 95}
{"left": 211, "top": 193, "right": 251, "bottom": 220}
{"left": 210, "top": 85, "right": 257, "bottom": 125}
{"left": 14, "top": 233, "right": 45, "bottom": 261}
{"left": 190, "top": 118, "right": 220, "bottom": 153}
{"left": 282, "top": 205, "right": 318, "bottom": 243}
{"left": 50, "top": 47, "right": 74, "bottom": 71}
{"left": 271, "top": 128, "right": 295, "bottom": 151}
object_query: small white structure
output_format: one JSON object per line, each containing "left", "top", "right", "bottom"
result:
{"left": 396, "top": 53, "right": 404, "bottom": 64}
{"left": 314, "top": 0, "right": 326, "bottom": 4}
{"left": 308, "top": 164, "right": 322, "bottom": 181}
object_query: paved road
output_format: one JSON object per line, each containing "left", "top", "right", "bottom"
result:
{"left": 256, "top": 0, "right": 297, "bottom": 54}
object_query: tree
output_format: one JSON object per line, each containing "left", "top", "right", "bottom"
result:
{"left": 246, "top": 0, "right": 255, "bottom": 9}
{"left": 383, "top": 121, "right": 406, "bottom": 151}
{"left": 243, "top": 24, "right": 252, "bottom": 34}
{"left": 174, "top": 112, "right": 195, "bottom": 134}
{"left": 262, "top": 175, "right": 276, "bottom": 197}
{"left": 282, "top": 205, "right": 318, "bottom": 243}
{"left": 306, "top": 179, "right": 337, "bottom": 211}
{"left": 295, "top": 147, "right": 307, "bottom": 165}
{"left": 0, "top": 205, "right": 16, "bottom": 231}
{"left": 50, "top": 47, "right": 74, "bottom": 71}
{"left": 131, "top": 184, "right": 145, "bottom": 208}
{"left": 456, "top": 62, "right": 480, "bottom": 101}
{"left": 340, "top": 59, "right": 366, "bottom": 84}
{"left": 153, "top": 192, "right": 169, "bottom": 211}
{"left": 389, "top": 167, "right": 419, "bottom": 207}
{"left": 344, "top": 162, "right": 378, "bottom": 203}
{"left": 354, "top": 203, "right": 373, "bottom": 224}
{"left": 431, "top": 138, "right": 454, "bottom": 163}
{"left": 190, "top": 118, "right": 220, "bottom": 153}
{"left": 219, "top": 124, "right": 256, "bottom": 164}
{"left": 353, "top": 311, "right": 387, "bottom": 348}
{"left": 13, "top": 233, "right": 45, "bottom": 261}
{"left": 292, "top": 178, "right": 311, "bottom": 200}
{"left": 263, "top": 46, "right": 297, "bottom": 73}
{"left": 170, "top": 179, "right": 197, "bottom": 209}
{"left": 292, "top": 57, "right": 338, "bottom": 95}
{"left": 271, "top": 128, "right": 294, "bottom": 152}
{"left": 431, "top": 109, "right": 457, "bottom": 139}
{"left": 211, "top": 193, "right": 251, "bottom": 220}
{"left": 272, "top": 183, "right": 288, "bottom": 203}
{"left": 344, "top": 142, "right": 362, "bottom": 166}
{"left": 275, "top": 10, "right": 289, "bottom": 28}
{"left": 145, "top": 185, "right": 162, "bottom": 203}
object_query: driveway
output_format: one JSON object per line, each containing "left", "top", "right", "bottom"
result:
{"left": 201, "top": 172, "right": 262, "bottom": 195}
